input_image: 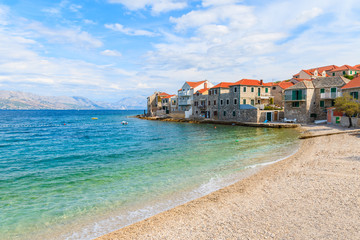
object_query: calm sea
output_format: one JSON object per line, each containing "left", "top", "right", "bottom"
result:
{"left": 0, "top": 110, "right": 300, "bottom": 239}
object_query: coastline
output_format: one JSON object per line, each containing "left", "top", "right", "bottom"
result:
{"left": 97, "top": 125, "right": 360, "bottom": 239}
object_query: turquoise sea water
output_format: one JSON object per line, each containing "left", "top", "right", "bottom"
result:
{"left": 0, "top": 110, "right": 300, "bottom": 239}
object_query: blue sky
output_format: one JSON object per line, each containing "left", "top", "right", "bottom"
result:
{"left": 1, "top": 0, "right": 360, "bottom": 102}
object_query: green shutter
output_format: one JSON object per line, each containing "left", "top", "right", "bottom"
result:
{"left": 243, "top": 99, "right": 246, "bottom": 104}
{"left": 331, "top": 88, "right": 336, "bottom": 93}
{"left": 298, "top": 90, "right": 302, "bottom": 100}
{"left": 320, "top": 101, "right": 324, "bottom": 107}
{"left": 292, "top": 90, "right": 296, "bottom": 100}
{"left": 265, "top": 88, "right": 268, "bottom": 93}
{"left": 320, "top": 89, "right": 325, "bottom": 93}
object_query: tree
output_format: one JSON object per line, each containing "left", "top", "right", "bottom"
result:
{"left": 334, "top": 93, "right": 360, "bottom": 128}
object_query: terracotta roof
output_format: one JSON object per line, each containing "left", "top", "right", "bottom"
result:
{"left": 277, "top": 81, "right": 294, "bottom": 89}
{"left": 342, "top": 75, "right": 360, "bottom": 89}
{"left": 354, "top": 64, "right": 360, "bottom": 69}
{"left": 232, "top": 79, "right": 262, "bottom": 86}
{"left": 293, "top": 65, "right": 338, "bottom": 78}
{"left": 162, "top": 94, "right": 175, "bottom": 99}
{"left": 186, "top": 80, "right": 206, "bottom": 88}
{"left": 158, "top": 92, "right": 170, "bottom": 96}
{"left": 329, "top": 65, "right": 358, "bottom": 72}
{"left": 196, "top": 88, "right": 209, "bottom": 94}
{"left": 210, "top": 82, "right": 234, "bottom": 89}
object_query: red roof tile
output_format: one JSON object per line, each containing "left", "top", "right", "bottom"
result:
{"left": 341, "top": 75, "right": 360, "bottom": 89}
{"left": 210, "top": 82, "right": 234, "bottom": 89}
{"left": 196, "top": 88, "right": 209, "bottom": 94}
{"left": 162, "top": 94, "right": 175, "bottom": 99}
{"left": 186, "top": 80, "right": 206, "bottom": 88}
{"left": 330, "top": 65, "right": 358, "bottom": 72}
{"left": 232, "top": 79, "right": 263, "bottom": 86}
{"left": 158, "top": 92, "right": 170, "bottom": 96}
{"left": 277, "top": 81, "right": 294, "bottom": 89}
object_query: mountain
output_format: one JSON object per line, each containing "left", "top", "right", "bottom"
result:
{"left": 0, "top": 90, "right": 146, "bottom": 110}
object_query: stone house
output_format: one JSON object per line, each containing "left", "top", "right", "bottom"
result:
{"left": 341, "top": 74, "right": 360, "bottom": 102}
{"left": 329, "top": 65, "right": 359, "bottom": 77}
{"left": 292, "top": 65, "right": 338, "bottom": 80}
{"left": 161, "top": 95, "right": 175, "bottom": 114}
{"left": 270, "top": 81, "right": 294, "bottom": 107}
{"left": 170, "top": 95, "right": 178, "bottom": 112}
{"left": 147, "top": 92, "right": 170, "bottom": 116}
{"left": 284, "top": 76, "right": 350, "bottom": 123}
{"left": 193, "top": 88, "right": 210, "bottom": 119}
{"left": 177, "top": 80, "right": 214, "bottom": 116}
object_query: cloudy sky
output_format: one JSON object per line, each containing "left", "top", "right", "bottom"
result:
{"left": 1, "top": 0, "right": 360, "bottom": 102}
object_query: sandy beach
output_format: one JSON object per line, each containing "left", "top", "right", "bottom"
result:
{"left": 97, "top": 125, "right": 360, "bottom": 240}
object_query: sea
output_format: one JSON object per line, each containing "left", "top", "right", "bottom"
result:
{"left": 0, "top": 110, "right": 300, "bottom": 239}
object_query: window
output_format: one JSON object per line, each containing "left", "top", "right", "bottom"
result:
{"left": 214, "top": 100, "right": 216, "bottom": 105}
{"left": 209, "top": 90, "right": 211, "bottom": 95}
{"left": 331, "top": 100, "right": 335, "bottom": 107}
{"left": 251, "top": 87, "right": 254, "bottom": 92}
{"left": 234, "top": 99, "right": 237, "bottom": 105}
{"left": 292, "top": 102, "right": 300, "bottom": 107}
{"left": 320, "top": 101, "right": 325, "bottom": 107}
{"left": 251, "top": 99, "right": 254, "bottom": 105}
{"left": 243, "top": 87, "right": 247, "bottom": 92}
{"left": 220, "top": 99, "right": 224, "bottom": 105}
{"left": 243, "top": 99, "right": 246, "bottom": 104}
{"left": 320, "top": 89, "right": 325, "bottom": 93}
{"left": 214, "top": 89, "right": 218, "bottom": 94}
{"left": 233, "top": 111, "right": 236, "bottom": 116}
{"left": 343, "top": 71, "right": 346, "bottom": 75}
{"left": 214, "top": 111, "right": 218, "bottom": 116}
{"left": 332, "top": 73, "right": 335, "bottom": 76}
{"left": 265, "top": 88, "right": 268, "bottom": 93}
{"left": 208, "top": 101, "right": 211, "bottom": 106}
{"left": 234, "top": 87, "right": 237, "bottom": 92}
{"left": 350, "top": 71, "right": 353, "bottom": 74}
{"left": 272, "top": 86, "right": 276, "bottom": 90}
{"left": 226, "top": 99, "right": 230, "bottom": 105}
{"left": 223, "top": 111, "right": 226, "bottom": 116}
{"left": 350, "top": 92, "right": 359, "bottom": 99}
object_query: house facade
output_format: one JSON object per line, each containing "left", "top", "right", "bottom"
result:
{"left": 341, "top": 75, "right": 360, "bottom": 102}
{"left": 284, "top": 76, "right": 350, "bottom": 123}
{"left": 329, "top": 65, "right": 360, "bottom": 77}
{"left": 147, "top": 92, "right": 170, "bottom": 116}
{"left": 178, "top": 80, "right": 214, "bottom": 112}
{"left": 270, "top": 81, "right": 294, "bottom": 107}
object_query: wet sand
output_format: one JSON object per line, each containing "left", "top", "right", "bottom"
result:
{"left": 97, "top": 125, "right": 360, "bottom": 239}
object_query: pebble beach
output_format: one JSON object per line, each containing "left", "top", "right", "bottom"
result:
{"left": 97, "top": 125, "right": 360, "bottom": 239}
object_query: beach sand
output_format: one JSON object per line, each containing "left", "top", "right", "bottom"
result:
{"left": 97, "top": 125, "right": 360, "bottom": 240}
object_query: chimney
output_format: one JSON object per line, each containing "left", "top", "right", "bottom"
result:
{"left": 260, "top": 79, "right": 263, "bottom": 85}
{"left": 204, "top": 82, "right": 207, "bottom": 89}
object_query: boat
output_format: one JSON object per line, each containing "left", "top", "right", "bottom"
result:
{"left": 121, "top": 121, "right": 128, "bottom": 125}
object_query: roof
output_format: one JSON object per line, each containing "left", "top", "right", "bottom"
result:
{"left": 162, "top": 94, "right": 175, "bottom": 99}
{"left": 293, "top": 65, "right": 338, "bottom": 78}
{"left": 354, "top": 64, "right": 360, "bottom": 69}
{"left": 286, "top": 80, "right": 314, "bottom": 90}
{"left": 186, "top": 80, "right": 206, "bottom": 88}
{"left": 342, "top": 75, "right": 360, "bottom": 89}
{"left": 329, "top": 65, "right": 358, "bottom": 72}
{"left": 312, "top": 76, "right": 350, "bottom": 88}
{"left": 158, "top": 92, "right": 170, "bottom": 96}
{"left": 232, "top": 79, "right": 263, "bottom": 86}
{"left": 277, "top": 81, "right": 294, "bottom": 89}
{"left": 210, "top": 82, "right": 234, "bottom": 89}
{"left": 196, "top": 88, "right": 209, "bottom": 94}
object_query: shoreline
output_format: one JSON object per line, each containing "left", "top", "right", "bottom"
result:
{"left": 136, "top": 115, "right": 300, "bottom": 128}
{"left": 96, "top": 125, "right": 360, "bottom": 239}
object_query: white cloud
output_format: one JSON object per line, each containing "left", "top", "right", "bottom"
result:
{"left": 69, "top": 4, "right": 82, "bottom": 12}
{"left": 26, "top": 21, "right": 103, "bottom": 48}
{"left": 293, "top": 7, "right": 323, "bottom": 26}
{"left": 0, "top": 4, "right": 9, "bottom": 25}
{"left": 201, "top": 0, "right": 242, "bottom": 7}
{"left": 170, "top": 5, "right": 255, "bottom": 31}
{"left": 107, "top": 0, "right": 187, "bottom": 14}
{"left": 105, "top": 23, "right": 156, "bottom": 37}
{"left": 101, "top": 49, "right": 122, "bottom": 57}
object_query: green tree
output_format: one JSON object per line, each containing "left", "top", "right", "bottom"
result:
{"left": 343, "top": 74, "right": 354, "bottom": 80}
{"left": 334, "top": 93, "right": 360, "bottom": 128}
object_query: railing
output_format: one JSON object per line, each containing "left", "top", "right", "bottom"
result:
{"left": 178, "top": 90, "right": 192, "bottom": 97}
{"left": 320, "top": 92, "right": 342, "bottom": 99}
{"left": 284, "top": 95, "right": 306, "bottom": 101}
{"left": 178, "top": 99, "right": 192, "bottom": 105}
{"left": 256, "top": 93, "right": 272, "bottom": 99}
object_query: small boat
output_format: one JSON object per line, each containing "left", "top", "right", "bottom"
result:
{"left": 121, "top": 121, "right": 128, "bottom": 125}
{"left": 92, "top": 117, "right": 98, "bottom": 120}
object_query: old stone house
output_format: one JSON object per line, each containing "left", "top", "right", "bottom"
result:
{"left": 341, "top": 74, "right": 360, "bottom": 102}
{"left": 284, "top": 76, "right": 350, "bottom": 123}
{"left": 270, "top": 81, "right": 294, "bottom": 107}
{"left": 147, "top": 92, "right": 170, "bottom": 116}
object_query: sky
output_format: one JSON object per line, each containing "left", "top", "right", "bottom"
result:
{"left": 1, "top": 0, "right": 360, "bottom": 102}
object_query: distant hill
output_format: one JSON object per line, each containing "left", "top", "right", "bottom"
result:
{"left": 0, "top": 90, "right": 146, "bottom": 110}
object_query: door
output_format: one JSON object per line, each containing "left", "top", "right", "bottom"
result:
{"left": 258, "top": 88, "right": 261, "bottom": 97}
{"left": 266, "top": 112, "right": 272, "bottom": 122}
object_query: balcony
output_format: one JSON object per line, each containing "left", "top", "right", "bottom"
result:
{"left": 256, "top": 93, "right": 273, "bottom": 99}
{"left": 284, "top": 95, "right": 306, "bottom": 101}
{"left": 178, "top": 99, "right": 192, "bottom": 106}
{"left": 320, "top": 92, "right": 342, "bottom": 99}
{"left": 178, "top": 90, "right": 192, "bottom": 97}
